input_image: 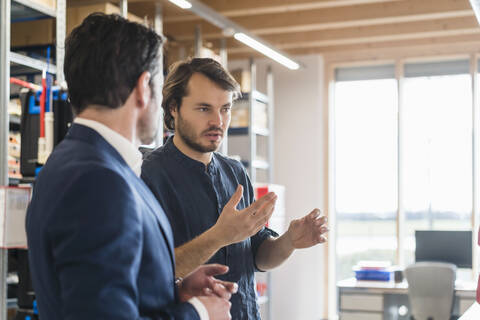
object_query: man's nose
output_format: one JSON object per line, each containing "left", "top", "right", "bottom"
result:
{"left": 208, "top": 110, "right": 223, "bottom": 127}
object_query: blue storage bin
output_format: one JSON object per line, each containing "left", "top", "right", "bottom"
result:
{"left": 354, "top": 269, "right": 392, "bottom": 281}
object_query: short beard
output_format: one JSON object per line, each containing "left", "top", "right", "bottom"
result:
{"left": 176, "top": 113, "right": 221, "bottom": 153}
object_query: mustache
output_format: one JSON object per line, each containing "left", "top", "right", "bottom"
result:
{"left": 202, "top": 127, "right": 224, "bottom": 135}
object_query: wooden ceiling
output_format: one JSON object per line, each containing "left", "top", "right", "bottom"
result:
{"left": 69, "top": 0, "right": 480, "bottom": 63}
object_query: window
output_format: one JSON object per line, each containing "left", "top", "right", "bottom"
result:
{"left": 403, "top": 61, "right": 472, "bottom": 266}
{"left": 333, "top": 59, "right": 475, "bottom": 282}
{"left": 334, "top": 65, "right": 398, "bottom": 280}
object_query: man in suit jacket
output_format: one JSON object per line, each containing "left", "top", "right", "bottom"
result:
{"left": 26, "top": 13, "right": 234, "bottom": 320}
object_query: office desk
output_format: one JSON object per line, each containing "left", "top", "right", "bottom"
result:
{"left": 338, "top": 278, "right": 477, "bottom": 320}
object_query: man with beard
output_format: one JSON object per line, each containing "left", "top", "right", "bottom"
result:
{"left": 26, "top": 14, "right": 235, "bottom": 320}
{"left": 141, "top": 58, "right": 329, "bottom": 320}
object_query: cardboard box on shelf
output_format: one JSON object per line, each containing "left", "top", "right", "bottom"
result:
{"left": 230, "top": 69, "right": 251, "bottom": 93}
{"left": 230, "top": 99, "right": 268, "bottom": 129}
{"left": 67, "top": 3, "right": 144, "bottom": 35}
{"left": 11, "top": 2, "right": 144, "bottom": 47}
{"left": 11, "top": 18, "right": 55, "bottom": 47}
{"left": 231, "top": 100, "right": 249, "bottom": 128}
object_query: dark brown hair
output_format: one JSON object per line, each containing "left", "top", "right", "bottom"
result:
{"left": 65, "top": 13, "right": 163, "bottom": 114}
{"left": 162, "top": 58, "right": 241, "bottom": 130}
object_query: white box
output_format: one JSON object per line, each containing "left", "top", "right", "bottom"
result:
{"left": 0, "top": 187, "right": 31, "bottom": 248}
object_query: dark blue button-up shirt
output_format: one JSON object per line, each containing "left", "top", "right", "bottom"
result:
{"left": 141, "top": 137, "right": 277, "bottom": 320}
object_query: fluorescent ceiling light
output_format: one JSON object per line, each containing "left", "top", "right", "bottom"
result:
{"left": 234, "top": 33, "right": 300, "bottom": 70}
{"left": 168, "top": 0, "right": 192, "bottom": 9}
{"left": 470, "top": 0, "right": 480, "bottom": 25}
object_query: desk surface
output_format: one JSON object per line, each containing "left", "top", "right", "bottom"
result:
{"left": 338, "top": 277, "right": 477, "bottom": 298}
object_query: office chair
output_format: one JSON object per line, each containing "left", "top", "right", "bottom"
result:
{"left": 405, "top": 262, "right": 457, "bottom": 320}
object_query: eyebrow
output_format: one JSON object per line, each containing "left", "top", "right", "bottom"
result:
{"left": 195, "top": 102, "right": 232, "bottom": 108}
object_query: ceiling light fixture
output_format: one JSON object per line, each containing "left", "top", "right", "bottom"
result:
{"left": 168, "top": 0, "right": 192, "bottom": 10}
{"left": 168, "top": 0, "right": 300, "bottom": 70}
{"left": 234, "top": 33, "right": 300, "bottom": 70}
{"left": 470, "top": 0, "right": 480, "bottom": 25}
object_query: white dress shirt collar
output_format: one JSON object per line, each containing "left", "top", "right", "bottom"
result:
{"left": 74, "top": 117, "right": 142, "bottom": 177}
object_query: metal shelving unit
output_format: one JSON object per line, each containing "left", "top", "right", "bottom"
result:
{"left": 12, "top": 0, "right": 56, "bottom": 20}
{"left": 10, "top": 51, "right": 57, "bottom": 74}
{"left": 227, "top": 59, "right": 275, "bottom": 320}
{"left": 229, "top": 60, "right": 274, "bottom": 183}
{"left": 1, "top": 1, "right": 65, "bottom": 318}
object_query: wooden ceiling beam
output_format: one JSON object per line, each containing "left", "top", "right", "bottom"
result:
{"left": 158, "top": 0, "right": 403, "bottom": 23}
{"left": 164, "top": 0, "right": 474, "bottom": 41}
{"left": 323, "top": 40, "right": 480, "bottom": 63}
{"left": 227, "top": 34, "right": 480, "bottom": 60}
{"left": 227, "top": 28, "right": 480, "bottom": 54}
{"left": 221, "top": 17, "right": 479, "bottom": 50}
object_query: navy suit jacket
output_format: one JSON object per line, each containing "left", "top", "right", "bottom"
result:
{"left": 26, "top": 124, "right": 199, "bottom": 320}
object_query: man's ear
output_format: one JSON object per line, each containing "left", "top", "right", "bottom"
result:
{"left": 170, "top": 101, "right": 178, "bottom": 119}
{"left": 136, "top": 71, "right": 152, "bottom": 109}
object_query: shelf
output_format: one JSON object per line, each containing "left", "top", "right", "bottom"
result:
{"left": 253, "top": 127, "right": 270, "bottom": 136}
{"left": 12, "top": 0, "right": 56, "bottom": 21}
{"left": 252, "top": 160, "right": 270, "bottom": 170}
{"left": 238, "top": 90, "right": 269, "bottom": 104}
{"left": 9, "top": 176, "right": 35, "bottom": 186}
{"left": 237, "top": 159, "right": 270, "bottom": 170}
{"left": 229, "top": 127, "right": 248, "bottom": 135}
{"left": 252, "top": 90, "right": 269, "bottom": 104}
{"left": 9, "top": 115, "right": 21, "bottom": 131}
{"left": 10, "top": 51, "right": 57, "bottom": 74}
{"left": 7, "top": 298, "right": 17, "bottom": 309}
{"left": 228, "top": 127, "right": 270, "bottom": 136}
{"left": 258, "top": 296, "right": 269, "bottom": 305}
{"left": 9, "top": 115, "right": 20, "bottom": 126}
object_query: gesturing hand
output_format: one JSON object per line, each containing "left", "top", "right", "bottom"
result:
{"left": 212, "top": 185, "right": 277, "bottom": 247}
{"left": 286, "top": 209, "right": 328, "bottom": 249}
{"left": 178, "top": 264, "right": 238, "bottom": 302}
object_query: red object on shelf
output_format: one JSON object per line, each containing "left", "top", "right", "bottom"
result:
{"left": 255, "top": 186, "right": 270, "bottom": 227}
{"left": 256, "top": 281, "right": 268, "bottom": 297}
{"left": 256, "top": 186, "right": 269, "bottom": 199}
{"left": 10, "top": 77, "right": 40, "bottom": 91}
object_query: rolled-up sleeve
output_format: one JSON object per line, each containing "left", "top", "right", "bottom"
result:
{"left": 251, "top": 227, "right": 279, "bottom": 272}
{"left": 242, "top": 169, "right": 280, "bottom": 271}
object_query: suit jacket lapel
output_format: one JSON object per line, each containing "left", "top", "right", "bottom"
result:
{"left": 66, "top": 124, "right": 176, "bottom": 270}
{"left": 134, "top": 176, "right": 176, "bottom": 269}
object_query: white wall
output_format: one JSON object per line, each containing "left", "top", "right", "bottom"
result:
{"left": 230, "top": 55, "right": 327, "bottom": 320}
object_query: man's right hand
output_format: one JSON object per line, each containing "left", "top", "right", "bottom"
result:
{"left": 211, "top": 185, "right": 277, "bottom": 247}
{"left": 198, "top": 296, "right": 232, "bottom": 320}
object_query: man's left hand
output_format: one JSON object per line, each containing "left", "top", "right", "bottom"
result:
{"left": 178, "top": 264, "right": 238, "bottom": 302}
{"left": 286, "top": 209, "right": 328, "bottom": 249}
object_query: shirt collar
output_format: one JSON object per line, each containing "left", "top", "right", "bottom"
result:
{"left": 164, "top": 136, "right": 218, "bottom": 174}
{"left": 74, "top": 117, "right": 143, "bottom": 176}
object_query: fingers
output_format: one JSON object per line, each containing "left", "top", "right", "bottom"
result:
{"left": 202, "top": 264, "right": 229, "bottom": 277}
{"left": 221, "top": 281, "right": 238, "bottom": 294}
{"left": 251, "top": 194, "right": 277, "bottom": 220}
{"left": 211, "top": 281, "right": 238, "bottom": 299}
{"left": 202, "top": 287, "right": 214, "bottom": 296}
{"left": 252, "top": 201, "right": 275, "bottom": 234}
{"left": 307, "top": 208, "right": 321, "bottom": 220}
{"left": 242, "top": 192, "right": 277, "bottom": 214}
{"left": 213, "top": 279, "right": 238, "bottom": 294}
{"left": 224, "top": 185, "right": 244, "bottom": 210}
